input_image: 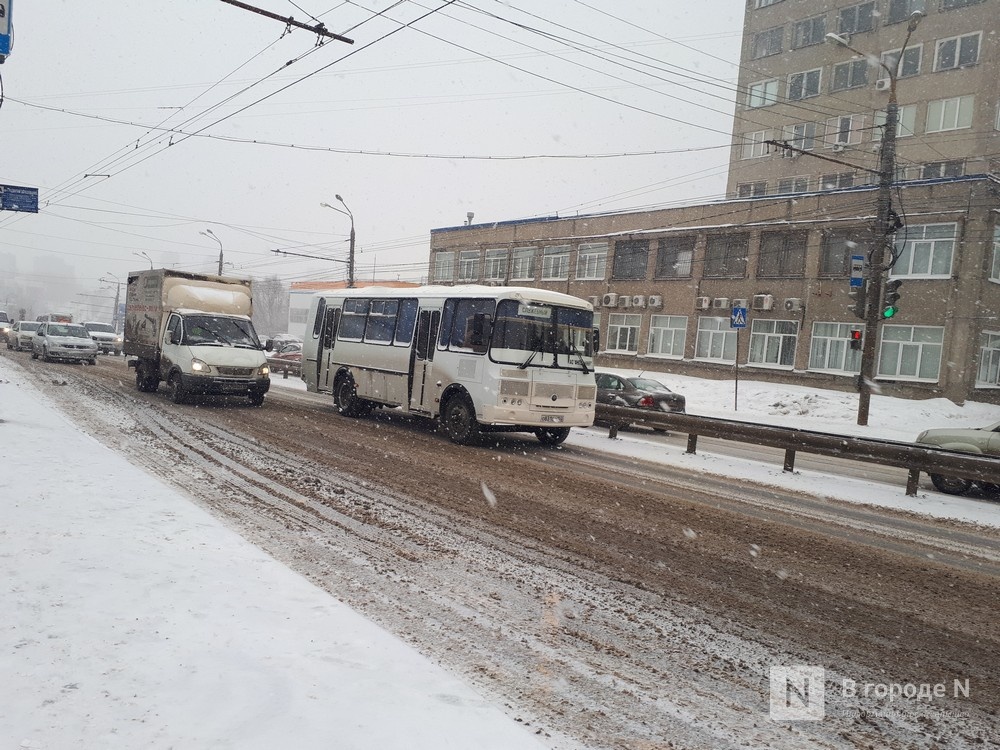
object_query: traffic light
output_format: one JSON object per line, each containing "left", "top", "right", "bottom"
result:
{"left": 882, "top": 279, "right": 902, "bottom": 319}
{"left": 849, "top": 329, "right": 863, "bottom": 351}
{"left": 848, "top": 282, "right": 866, "bottom": 320}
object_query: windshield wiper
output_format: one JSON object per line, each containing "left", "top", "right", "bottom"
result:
{"left": 518, "top": 339, "right": 544, "bottom": 369}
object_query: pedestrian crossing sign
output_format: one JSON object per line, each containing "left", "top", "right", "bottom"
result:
{"left": 731, "top": 307, "right": 747, "bottom": 328}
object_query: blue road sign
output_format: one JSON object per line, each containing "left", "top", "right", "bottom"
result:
{"left": 850, "top": 254, "right": 865, "bottom": 287}
{"left": 0, "top": 184, "right": 39, "bottom": 213}
{"left": 0, "top": 0, "right": 12, "bottom": 59}
{"left": 731, "top": 307, "right": 748, "bottom": 329}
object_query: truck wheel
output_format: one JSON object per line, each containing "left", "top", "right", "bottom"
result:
{"left": 31, "top": 349, "right": 38, "bottom": 360}
{"left": 334, "top": 375, "right": 370, "bottom": 418}
{"left": 930, "top": 473, "right": 972, "bottom": 495}
{"left": 534, "top": 427, "right": 570, "bottom": 446}
{"left": 168, "top": 373, "right": 187, "bottom": 404}
{"left": 441, "top": 393, "right": 480, "bottom": 445}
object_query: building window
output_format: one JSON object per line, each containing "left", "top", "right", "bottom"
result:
{"left": 839, "top": 2, "right": 875, "bottom": 34}
{"left": 606, "top": 313, "right": 641, "bottom": 353}
{"left": 654, "top": 236, "right": 694, "bottom": 278}
{"left": 809, "top": 322, "right": 862, "bottom": 374}
{"left": 612, "top": 240, "right": 649, "bottom": 280}
{"left": 484, "top": 248, "right": 507, "bottom": 281}
{"left": 881, "top": 46, "right": 921, "bottom": 78}
{"left": 831, "top": 59, "right": 869, "bottom": 91}
{"left": 759, "top": 232, "right": 807, "bottom": 278}
{"left": 510, "top": 246, "right": 536, "bottom": 281}
{"left": 934, "top": 32, "right": 981, "bottom": 71}
{"left": 752, "top": 27, "right": 783, "bottom": 59}
{"left": 783, "top": 122, "right": 818, "bottom": 150}
{"left": 921, "top": 160, "right": 965, "bottom": 179}
{"left": 433, "top": 252, "right": 455, "bottom": 283}
{"left": 926, "top": 95, "right": 975, "bottom": 132}
{"left": 878, "top": 325, "right": 944, "bottom": 381}
{"left": 990, "top": 227, "right": 1000, "bottom": 282}
{"left": 788, "top": 69, "right": 822, "bottom": 100}
{"left": 695, "top": 317, "right": 737, "bottom": 363}
{"left": 942, "top": 0, "right": 984, "bottom": 8}
{"left": 458, "top": 250, "right": 479, "bottom": 281}
{"left": 887, "top": 0, "right": 925, "bottom": 25}
{"left": 792, "top": 16, "right": 826, "bottom": 49}
{"left": 747, "top": 79, "right": 779, "bottom": 108}
{"left": 541, "top": 245, "right": 570, "bottom": 280}
{"left": 776, "top": 176, "right": 811, "bottom": 194}
{"left": 704, "top": 234, "right": 749, "bottom": 278}
{"left": 749, "top": 320, "right": 798, "bottom": 368}
{"left": 820, "top": 172, "right": 855, "bottom": 190}
{"left": 737, "top": 181, "right": 768, "bottom": 198}
{"left": 976, "top": 331, "right": 1000, "bottom": 387}
{"left": 891, "top": 223, "right": 956, "bottom": 278}
{"left": 742, "top": 130, "right": 771, "bottom": 159}
{"left": 575, "top": 242, "right": 607, "bottom": 280}
{"left": 820, "top": 229, "right": 867, "bottom": 277}
{"left": 648, "top": 315, "right": 688, "bottom": 358}
{"left": 874, "top": 105, "right": 917, "bottom": 139}
{"left": 825, "top": 114, "right": 865, "bottom": 147}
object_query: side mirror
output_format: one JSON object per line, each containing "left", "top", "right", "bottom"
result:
{"left": 169, "top": 329, "right": 182, "bottom": 345}
{"left": 469, "top": 313, "right": 493, "bottom": 348}
{"left": 265, "top": 340, "right": 274, "bottom": 352}
{"left": 592, "top": 327, "right": 600, "bottom": 354}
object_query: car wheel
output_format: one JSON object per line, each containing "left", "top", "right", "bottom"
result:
{"left": 534, "top": 426, "right": 570, "bottom": 446}
{"left": 441, "top": 393, "right": 480, "bottom": 445}
{"left": 42, "top": 347, "right": 51, "bottom": 362}
{"left": 930, "top": 473, "right": 972, "bottom": 495}
{"left": 31, "top": 349, "right": 38, "bottom": 360}
{"left": 168, "top": 372, "right": 187, "bottom": 404}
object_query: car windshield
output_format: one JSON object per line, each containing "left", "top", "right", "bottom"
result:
{"left": 86, "top": 323, "right": 115, "bottom": 333}
{"left": 184, "top": 315, "right": 261, "bottom": 348}
{"left": 50, "top": 325, "right": 89, "bottom": 338}
{"left": 630, "top": 378, "right": 671, "bottom": 391}
{"left": 489, "top": 299, "right": 595, "bottom": 371}
{"left": 21, "top": 322, "right": 40, "bottom": 332}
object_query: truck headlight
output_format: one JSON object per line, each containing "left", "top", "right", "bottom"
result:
{"left": 191, "top": 357, "right": 210, "bottom": 373}
{"left": 259, "top": 364, "right": 270, "bottom": 377}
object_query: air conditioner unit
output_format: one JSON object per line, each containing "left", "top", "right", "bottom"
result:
{"left": 832, "top": 143, "right": 846, "bottom": 153}
{"left": 602, "top": 293, "right": 618, "bottom": 307}
{"left": 695, "top": 296, "right": 710, "bottom": 310}
{"left": 712, "top": 297, "right": 730, "bottom": 309}
{"left": 875, "top": 78, "right": 890, "bottom": 91}
{"left": 647, "top": 295, "right": 663, "bottom": 309}
{"left": 731, "top": 298, "right": 749, "bottom": 309}
{"left": 618, "top": 295, "right": 632, "bottom": 308}
{"left": 587, "top": 296, "right": 600, "bottom": 308}
{"left": 784, "top": 297, "right": 803, "bottom": 311}
{"left": 752, "top": 294, "right": 774, "bottom": 311}
{"left": 631, "top": 295, "right": 646, "bottom": 309}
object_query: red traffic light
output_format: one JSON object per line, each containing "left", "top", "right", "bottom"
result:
{"left": 849, "top": 329, "right": 862, "bottom": 350}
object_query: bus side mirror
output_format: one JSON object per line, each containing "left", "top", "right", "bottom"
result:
{"left": 469, "top": 313, "right": 493, "bottom": 347}
{"left": 592, "top": 327, "right": 600, "bottom": 354}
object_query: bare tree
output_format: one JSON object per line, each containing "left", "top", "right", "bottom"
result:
{"left": 251, "top": 275, "right": 289, "bottom": 337}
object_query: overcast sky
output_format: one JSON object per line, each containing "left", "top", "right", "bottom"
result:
{"left": 0, "top": 0, "right": 743, "bottom": 321}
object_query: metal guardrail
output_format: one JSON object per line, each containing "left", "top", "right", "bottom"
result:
{"left": 595, "top": 403, "right": 1000, "bottom": 497}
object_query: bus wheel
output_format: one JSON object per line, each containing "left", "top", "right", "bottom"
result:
{"left": 334, "top": 375, "right": 370, "bottom": 418}
{"left": 442, "top": 394, "right": 480, "bottom": 445}
{"left": 534, "top": 427, "right": 570, "bottom": 446}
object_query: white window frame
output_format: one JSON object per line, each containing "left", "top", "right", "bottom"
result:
{"left": 881, "top": 46, "right": 922, "bottom": 79}
{"left": 575, "top": 242, "right": 607, "bottom": 280}
{"left": 747, "top": 79, "right": 779, "bottom": 108}
{"left": 990, "top": 227, "right": 1000, "bottom": 283}
{"left": 831, "top": 59, "right": 869, "bottom": 91}
{"left": 776, "top": 176, "right": 810, "bottom": 194}
{"left": 825, "top": 114, "right": 864, "bottom": 147}
{"left": 976, "top": 331, "right": 1000, "bottom": 387}
{"left": 788, "top": 69, "right": 822, "bottom": 100}
{"left": 877, "top": 325, "right": 944, "bottom": 381}
{"left": 647, "top": 315, "right": 687, "bottom": 359}
{"left": 752, "top": 27, "right": 784, "bottom": 59}
{"left": 606, "top": 313, "right": 641, "bottom": 354}
{"left": 874, "top": 105, "right": 917, "bottom": 140}
{"left": 458, "top": 250, "right": 479, "bottom": 282}
{"left": 433, "top": 252, "right": 455, "bottom": 283}
{"left": 742, "top": 130, "right": 771, "bottom": 159}
{"left": 926, "top": 95, "right": 975, "bottom": 133}
{"left": 934, "top": 32, "right": 981, "bottom": 72}
{"left": 755, "top": 0, "right": 783, "bottom": 7}
{"left": 783, "top": 121, "right": 818, "bottom": 151}
{"left": 541, "top": 245, "right": 570, "bottom": 281}
{"left": 694, "top": 317, "right": 737, "bottom": 363}
{"left": 484, "top": 248, "right": 507, "bottom": 281}
{"left": 890, "top": 223, "right": 956, "bottom": 279}
{"left": 838, "top": 2, "right": 875, "bottom": 35}
{"left": 748, "top": 319, "right": 799, "bottom": 368}
{"left": 737, "top": 181, "right": 768, "bottom": 198}
{"left": 808, "top": 322, "right": 862, "bottom": 374}
{"left": 792, "top": 16, "right": 826, "bottom": 49}
{"left": 510, "top": 246, "right": 536, "bottom": 281}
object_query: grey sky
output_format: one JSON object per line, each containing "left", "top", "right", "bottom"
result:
{"left": 0, "top": 1, "right": 742, "bottom": 320}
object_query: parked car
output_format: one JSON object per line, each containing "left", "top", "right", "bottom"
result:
{"left": 595, "top": 371, "right": 686, "bottom": 431}
{"left": 915, "top": 422, "right": 1000, "bottom": 495}
{"left": 32, "top": 322, "right": 99, "bottom": 364}
{"left": 266, "top": 341, "right": 303, "bottom": 375}
{"left": 8, "top": 320, "right": 41, "bottom": 351}
{"left": 83, "top": 321, "right": 123, "bottom": 355}
{"left": 0, "top": 311, "right": 11, "bottom": 344}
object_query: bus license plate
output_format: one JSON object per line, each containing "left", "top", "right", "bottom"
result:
{"left": 540, "top": 415, "right": 564, "bottom": 423}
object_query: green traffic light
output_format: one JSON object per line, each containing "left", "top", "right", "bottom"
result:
{"left": 882, "top": 306, "right": 898, "bottom": 319}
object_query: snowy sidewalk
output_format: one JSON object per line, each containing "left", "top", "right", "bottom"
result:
{"left": 0, "top": 361, "right": 548, "bottom": 750}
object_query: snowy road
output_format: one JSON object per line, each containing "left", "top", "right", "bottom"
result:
{"left": 6, "top": 350, "right": 1000, "bottom": 750}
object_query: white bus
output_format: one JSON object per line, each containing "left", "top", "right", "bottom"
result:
{"left": 302, "top": 285, "right": 598, "bottom": 445}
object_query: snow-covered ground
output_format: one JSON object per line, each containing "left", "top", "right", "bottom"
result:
{"left": 3, "top": 359, "right": 999, "bottom": 749}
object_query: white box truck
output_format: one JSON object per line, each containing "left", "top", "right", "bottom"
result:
{"left": 124, "top": 269, "right": 271, "bottom": 405}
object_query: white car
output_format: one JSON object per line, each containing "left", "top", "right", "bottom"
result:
{"left": 83, "top": 321, "right": 123, "bottom": 355}
{"left": 32, "top": 322, "right": 99, "bottom": 364}
{"left": 7, "top": 320, "right": 41, "bottom": 351}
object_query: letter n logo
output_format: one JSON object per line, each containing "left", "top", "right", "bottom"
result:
{"left": 769, "top": 665, "right": 825, "bottom": 721}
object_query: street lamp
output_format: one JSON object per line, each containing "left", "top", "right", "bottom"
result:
{"left": 825, "top": 10, "right": 923, "bottom": 426}
{"left": 320, "top": 195, "right": 356, "bottom": 288}
{"left": 99, "top": 272, "right": 123, "bottom": 332}
{"left": 199, "top": 229, "right": 224, "bottom": 276}
{"left": 133, "top": 251, "right": 154, "bottom": 269}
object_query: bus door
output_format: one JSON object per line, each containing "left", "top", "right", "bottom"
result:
{"left": 317, "top": 307, "right": 340, "bottom": 392}
{"left": 409, "top": 309, "right": 440, "bottom": 413}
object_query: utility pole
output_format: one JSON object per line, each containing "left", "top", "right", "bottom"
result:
{"left": 100, "top": 274, "right": 123, "bottom": 332}
{"left": 320, "top": 196, "right": 356, "bottom": 288}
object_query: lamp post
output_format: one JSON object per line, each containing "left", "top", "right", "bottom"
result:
{"left": 825, "top": 11, "right": 923, "bottom": 426}
{"left": 133, "top": 251, "right": 154, "bottom": 270}
{"left": 99, "top": 273, "right": 123, "bottom": 332}
{"left": 199, "top": 229, "right": 224, "bottom": 276}
{"left": 320, "top": 195, "right": 356, "bottom": 288}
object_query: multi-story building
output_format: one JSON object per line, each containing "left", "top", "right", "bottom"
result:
{"left": 425, "top": 1, "right": 1000, "bottom": 406}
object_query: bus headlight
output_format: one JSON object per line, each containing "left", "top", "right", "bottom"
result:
{"left": 191, "top": 357, "right": 210, "bottom": 373}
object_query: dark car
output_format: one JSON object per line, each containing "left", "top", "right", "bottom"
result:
{"left": 266, "top": 341, "right": 303, "bottom": 376}
{"left": 595, "top": 372, "right": 686, "bottom": 431}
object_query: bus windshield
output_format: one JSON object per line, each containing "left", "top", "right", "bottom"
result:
{"left": 490, "top": 299, "right": 594, "bottom": 371}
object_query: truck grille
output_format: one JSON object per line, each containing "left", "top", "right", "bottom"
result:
{"left": 216, "top": 366, "right": 255, "bottom": 377}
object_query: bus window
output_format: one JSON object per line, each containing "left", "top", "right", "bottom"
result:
{"left": 394, "top": 299, "right": 418, "bottom": 346}
{"left": 364, "top": 299, "right": 397, "bottom": 343}
{"left": 312, "top": 298, "right": 326, "bottom": 339}
{"left": 440, "top": 298, "right": 495, "bottom": 354}
{"left": 339, "top": 298, "right": 369, "bottom": 341}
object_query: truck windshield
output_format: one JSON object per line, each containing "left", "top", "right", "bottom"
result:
{"left": 489, "top": 299, "right": 594, "bottom": 371}
{"left": 183, "top": 315, "right": 261, "bottom": 348}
